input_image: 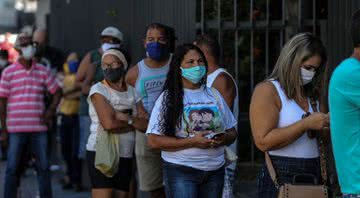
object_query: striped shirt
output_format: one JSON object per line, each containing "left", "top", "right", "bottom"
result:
{"left": 0, "top": 62, "right": 59, "bottom": 133}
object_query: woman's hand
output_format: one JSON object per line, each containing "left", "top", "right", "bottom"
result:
{"left": 192, "top": 131, "right": 213, "bottom": 149}
{"left": 303, "top": 112, "right": 330, "bottom": 131}
{"left": 212, "top": 133, "right": 226, "bottom": 148}
{"left": 115, "top": 111, "right": 130, "bottom": 122}
{"left": 211, "top": 128, "right": 237, "bottom": 148}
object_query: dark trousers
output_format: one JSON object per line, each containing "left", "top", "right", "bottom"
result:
{"left": 60, "top": 114, "right": 81, "bottom": 184}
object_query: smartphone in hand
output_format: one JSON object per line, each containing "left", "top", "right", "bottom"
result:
{"left": 205, "top": 132, "right": 226, "bottom": 139}
{"left": 122, "top": 109, "right": 133, "bottom": 116}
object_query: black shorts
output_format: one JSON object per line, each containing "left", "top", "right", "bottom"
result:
{"left": 86, "top": 151, "right": 133, "bottom": 191}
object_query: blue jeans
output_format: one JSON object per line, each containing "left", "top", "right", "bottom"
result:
{"left": 163, "top": 160, "right": 224, "bottom": 198}
{"left": 5, "top": 132, "right": 52, "bottom": 198}
{"left": 223, "top": 165, "right": 235, "bottom": 198}
{"left": 78, "top": 115, "right": 91, "bottom": 159}
{"left": 257, "top": 155, "right": 321, "bottom": 198}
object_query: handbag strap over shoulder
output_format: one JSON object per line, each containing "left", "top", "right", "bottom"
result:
{"left": 309, "top": 97, "right": 328, "bottom": 184}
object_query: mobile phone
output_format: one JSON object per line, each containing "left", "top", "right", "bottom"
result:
{"left": 122, "top": 109, "right": 133, "bottom": 116}
{"left": 211, "top": 133, "right": 225, "bottom": 139}
{"left": 205, "top": 132, "right": 225, "bottom": 139}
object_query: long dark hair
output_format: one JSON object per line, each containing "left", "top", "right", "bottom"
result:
{"left": 158, "top": 44, "right": 208, "bottom": 136}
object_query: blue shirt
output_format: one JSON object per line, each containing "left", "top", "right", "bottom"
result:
{"left": 329, "top": 57, "right": 360, "bottom": 194}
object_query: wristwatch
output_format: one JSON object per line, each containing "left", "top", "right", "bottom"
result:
{"left": 127, "top": 117, "right": 134, "bottom": 125}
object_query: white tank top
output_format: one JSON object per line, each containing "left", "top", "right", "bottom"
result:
{"left": 207, "top": 68, "right": 239, "bottom": 120}
{"left": 269, "top": 80, "right": 319, "bottom": 158}
{"left": 207, "top": 68, "right": 239, "bottom": 169}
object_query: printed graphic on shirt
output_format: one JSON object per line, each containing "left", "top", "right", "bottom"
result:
{"left": 139, "top": 74, "right": 167, "bottom": 112}
{"left": 182, "top": 103, "right": 223, "bottom": 138}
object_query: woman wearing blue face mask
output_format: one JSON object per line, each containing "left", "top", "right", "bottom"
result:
{"left": 146, "top": 44, "right": 237, "bottom": 198}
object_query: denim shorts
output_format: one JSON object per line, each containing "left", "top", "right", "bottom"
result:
{"left": 257, "top": 155, "right": 321, "bottom": 198}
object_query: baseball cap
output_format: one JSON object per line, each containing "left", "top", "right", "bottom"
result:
{"left": 101, "top": 26, "right": 123, "bottom": 42}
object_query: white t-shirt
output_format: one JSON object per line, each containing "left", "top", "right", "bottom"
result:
{"left": 86, "top": 82, "right": 141, "bottom": 158}
{"left": 146, "top": 86, "right": 237, "bottom": 171}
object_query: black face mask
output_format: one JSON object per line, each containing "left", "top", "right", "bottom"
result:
{"left": 103, "top": 67, "right": 125, "bottom": 83}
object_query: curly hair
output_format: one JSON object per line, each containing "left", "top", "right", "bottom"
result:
{"left": 159, "top": 44, "right": 208, "bottom": 136}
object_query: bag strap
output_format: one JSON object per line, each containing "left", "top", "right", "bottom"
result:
{"left": 265, "top": 152, "right": 281, "bottom": 188}
{"left": 309, "top": 97, "right": 328, "bottom": 184}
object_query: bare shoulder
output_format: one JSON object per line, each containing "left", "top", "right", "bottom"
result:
{"left": 125, "top": 64, "right": 139, "bottom": 87}
{"left": 253, "top": 81, "right": 276, "bottom": 94}
{"left": 213, "top": 73, "right": 235, "bottom": 90}
{"left": 252, "top": 81, "right": 281, "bottom": 108}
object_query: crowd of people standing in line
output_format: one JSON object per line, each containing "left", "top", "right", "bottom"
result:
{"left": 0, "top": 9, "right": 360, "bottom": 198}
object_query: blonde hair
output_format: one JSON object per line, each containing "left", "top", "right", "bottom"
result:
{"left": 268, "top": 32, "right": 327, "bottom": 101}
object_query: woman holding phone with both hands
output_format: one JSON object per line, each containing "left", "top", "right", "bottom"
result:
{"left": 146, "top": 43, "right": 237, "bottom": 198}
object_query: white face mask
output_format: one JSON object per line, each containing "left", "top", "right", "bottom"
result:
{"left": 301, "top": 67, "right": 316, "bottom": 85}
{"left": 101, "top": 43, "right": 120, "bottom": 52}
{"left": 0, "top": 59, "right": 7, "bottom": 67}
{"left": 21, "top": 45, "right": 36, "bottom": 60}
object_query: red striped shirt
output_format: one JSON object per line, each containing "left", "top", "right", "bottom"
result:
{"left": 0, "top": 62, "right": 59, "bottom": 133}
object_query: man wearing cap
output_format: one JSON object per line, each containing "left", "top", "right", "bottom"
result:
{"left": 0, "top": 33, "right": 62, "bottom": 198}
{"left": 76, "top": 26, "right": 123, "bottom": 161}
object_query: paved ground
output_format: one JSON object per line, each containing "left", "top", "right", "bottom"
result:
{"left": 0, "top": 161, "right": 90, "bottom": 198}
{"left": 0, "top": 159, "right": 258, "bottom": 198}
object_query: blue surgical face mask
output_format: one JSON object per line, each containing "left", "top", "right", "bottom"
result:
{"left": 68, "top": 61, "right": 79, "bottom": 73}
{"left": 146, "top": 42, "right": 169, "bottom": 61}
{"left": 180, "top": 65, "right": 207, "bottom": 84}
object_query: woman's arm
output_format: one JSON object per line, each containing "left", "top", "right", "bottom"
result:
{"left": 132, "top": 102, "right": 149, "bottom": 132}
{"left": 91, "top": 93, "right": 134, "bottom": 134}
{"left": 115, "top": 102, "right": 149, "bottom": 132}
{"left": 147, "top": 132, "right": 213, "bottom": 152}
{"left": 250, "top": 82, "right": 329, "bottom": 152}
